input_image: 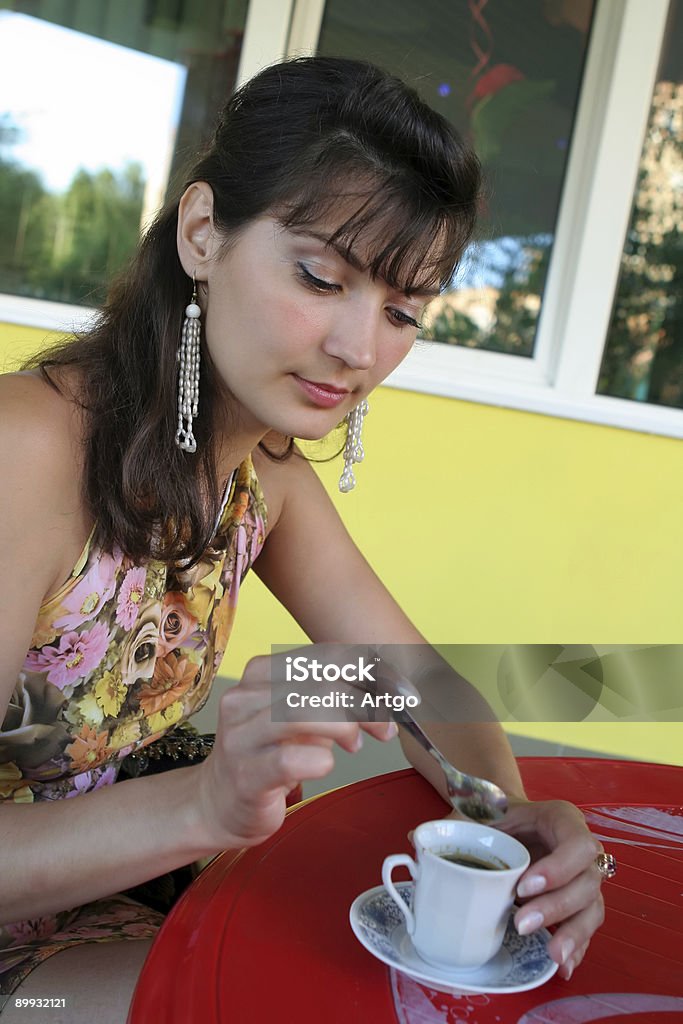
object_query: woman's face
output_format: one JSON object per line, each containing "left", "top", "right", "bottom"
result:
{"left": 200, "top": 214, "right": 435, "bottom": 443}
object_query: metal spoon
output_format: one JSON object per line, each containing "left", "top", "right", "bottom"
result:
{"left": 390, "top": 706, "right": 509, "bottom": 822}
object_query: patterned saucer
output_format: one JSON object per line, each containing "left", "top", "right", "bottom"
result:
{"left": 349, "top": 882, "right": 558, "bottom": 995}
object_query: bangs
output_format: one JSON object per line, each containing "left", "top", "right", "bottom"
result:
{"left": 277, "top": 172, "right": 476, "bottom": 295}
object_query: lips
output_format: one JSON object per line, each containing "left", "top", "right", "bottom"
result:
{"left": 292, "top": 374, "right": 351, "bottom": 409}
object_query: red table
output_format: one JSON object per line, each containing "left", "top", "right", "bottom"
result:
{"left": 129, "top": 758, "right": 683, "bottom": 1023}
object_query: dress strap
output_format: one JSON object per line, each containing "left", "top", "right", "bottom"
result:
{"left": 213, "top": 468, "right": 236, "bottom": 534}
{"left": 71, "top": 524, "right": 97, "bottom": 578}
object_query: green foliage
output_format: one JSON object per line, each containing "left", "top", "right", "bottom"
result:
{"left": 423, "top": 306, "right": 484, "bottom": 347}
{"left": 598, "top": 204, "right": 683, "bottom": 409}
{"left": 0, "top": 153, "right": 50, "bottom": 296}
{"left": 0, "top": 156, "right": 145, "bottom": 306}
{"left": 425, "top": 237, "right": 550, "bottom": 357}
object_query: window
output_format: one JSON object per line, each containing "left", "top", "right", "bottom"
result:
{"left": 598, "top": 0, "right": 683, "bottom": 410}
{"left": 317, "top": 0, "right": 595, "bottom": 360}
{"left": 0, "top": 0, "right": 248, "bottom": 309}
{"left": 1, "top": 0, "right": 681, "bottom": 438}
{"left": 291, "top": 0, "right": 683, "bottom": 438}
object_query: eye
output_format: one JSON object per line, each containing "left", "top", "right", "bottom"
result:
{"left": 296, "top": 262, "right": 341, "bottom": 293}
{"left": 388, "top": 308, "right": 423, "bottom": 331}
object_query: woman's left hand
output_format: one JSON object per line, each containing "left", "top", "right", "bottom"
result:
{"left": 491, "top": 798, "right": 606, "bottom": 980}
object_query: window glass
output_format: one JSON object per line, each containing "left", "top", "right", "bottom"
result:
{"left": 316, "top": 0, "right": 594, "bottom": 356}
{"left": 0, "top": 0, "right": 247, "bottom": 306}
{"left": 598, "top": 0, "right": 683, "bottom": 410}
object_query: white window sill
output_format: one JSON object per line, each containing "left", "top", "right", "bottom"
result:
{"left": 0, "top": 294, "right": 98, "bottom": 333}
{"left": 388, "top": 344, "right": 683, "bottom": 441}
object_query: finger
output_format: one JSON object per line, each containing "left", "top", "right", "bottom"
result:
{"left": 516, "top": 831, "right": 601, "bottom": 897}
{"left": 240, "top": 654, "right": 395, "bottom": 730}
{"left": 223, "top": 679, "right": 390, "bottom": 737}
{"left": 559, "top": 939, "right": 590, "bottom": 981}
{"left": 263, "top": 741, "right": 336, "bottom": 789}
{"left": 281, "top": 717, "right": 396, "bottom": 751}
{"left": 276, "top": 717, "right": 396, "bottom": 750}
{"left": 218, "top": 682, "right": 284, "bottom": 730}
{"left": 226, "top": 739, "right": 338, "bottom": 801}
{"left": 544, "top": 899, "right": 605, "bottom": 971}
{"left": 227, "top": 705, "right": 389, "bottom": 756}
{"left": 498, "top": 799, "right": 593, "bottom": 850}
{"left": 272, "top": 716, "right": 396, "bottom": 747}
{"left": 239, "top": 654, "right": 276, "bottom": 689}
{"left": 360, "top": 720, "right": 398, "bottom": 743}
{"left": 282, "top": 734, "right": 335, "bottom": 750}
{"left": 240, "top": 651, "right": 362, "bottom": 705}
{"left": 269, "top": 643, "right": 422, "bottom": 721}
{"left": 514, "top": 864, "right": 603, "bottom": 935}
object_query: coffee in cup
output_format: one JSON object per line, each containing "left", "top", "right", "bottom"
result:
{"left": 437, "top": 851, "right": 508, "bottom": 870}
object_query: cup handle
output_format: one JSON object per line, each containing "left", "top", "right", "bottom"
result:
{"left": 382, "top": 854, "right": 417, "bottom": 935}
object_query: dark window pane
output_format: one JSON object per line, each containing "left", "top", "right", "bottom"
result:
{"left": 316, "top": 0, "right": 594, "bottom": 355}
{"left": 598, "top": 0, "right": 683, "bottom": 410}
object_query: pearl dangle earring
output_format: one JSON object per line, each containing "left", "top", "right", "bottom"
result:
{"left": 339, "top": 400, "right": 369, "bottom": 492}
{"left": 175, "top": 274, "right": 201, "bottom": 453}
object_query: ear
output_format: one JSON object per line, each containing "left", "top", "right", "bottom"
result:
{"left": 177, "top": 182, "right": 219, "bottom": 279}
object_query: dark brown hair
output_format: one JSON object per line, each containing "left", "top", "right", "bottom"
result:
{"left": 27, "top": 56, "right": 481, "bottom": 564}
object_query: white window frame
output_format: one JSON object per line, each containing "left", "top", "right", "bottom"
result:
{"left": 286, "top": 0, "right": 683, "bottom": 440}
{"left": 2, "top": 0, "right": 681, "bottom": 440}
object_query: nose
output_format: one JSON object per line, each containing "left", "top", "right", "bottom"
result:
{"left": 321, "top": 311, "right": 377, "bottom": 371}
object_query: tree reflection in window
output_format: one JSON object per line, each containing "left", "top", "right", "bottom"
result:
{"left": 598, "top": 0, "right": 683, "bottom": 410}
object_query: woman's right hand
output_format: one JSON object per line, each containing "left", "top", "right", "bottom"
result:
{"left": 194, "top": 653, "right": 396, "bottom": 851}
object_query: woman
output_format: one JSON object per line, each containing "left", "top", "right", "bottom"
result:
{"left": 0, "top": 56, "right": 605, "bottom": 1021}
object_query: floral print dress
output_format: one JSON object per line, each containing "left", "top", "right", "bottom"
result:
{"left": 0, "top": 456, "right": 267, "bottom": 1000}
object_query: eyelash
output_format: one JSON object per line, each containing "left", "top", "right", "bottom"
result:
{"left": 297, "top": 263, "right": 340, "bottom": 294}
{"left": 296, "top": 263, "right": 422, "bottom": 331}
{"left": 391, "top": 309, "right": 423, "bottom": 331}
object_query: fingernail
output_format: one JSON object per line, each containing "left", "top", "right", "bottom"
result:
{"left": 563, "top": 959, "right": 574, "bottom": 982}
{"left": 560, "top": 938, "right": 576, "bottom": 965}
{"left": 353, "top": 732, "right": 364, "bottom": 751}
{"left": 516, "top": 910, "right": 544, "bottom": 936}
{"left": 385, "top": 721, "right": 398, "bottom": 739}
{"left": 517, "top": 874, "right": 546, "bottom": 898}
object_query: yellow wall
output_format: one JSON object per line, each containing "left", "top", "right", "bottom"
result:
{"left": 3, "top": 322, "right": 681, "bottom": 764}
{"left": 0, "top": 323, "right": 59, "bottom": 371}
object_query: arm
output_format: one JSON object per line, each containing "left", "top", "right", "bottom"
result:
{"left": 0, "top": 379, "right": 385, "bottom": 923}
{"left": 0, "top": 376, "right": 216, "bottom": 922}
{"left": 253, "top": 450, "right": 525, "bottom": 797}
{"left": 253, "top": 451, "right": 604, "bottom": 979}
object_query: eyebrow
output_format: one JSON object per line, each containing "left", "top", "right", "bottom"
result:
{"left": 289, "top": 228, "right": 441, "bottom": 299}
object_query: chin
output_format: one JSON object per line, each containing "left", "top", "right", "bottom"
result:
{"left": 276, "top": 406, "right": 348, "bottom": 443}
{"left": 293, "top": 423, "right": 344, "bottom": 443}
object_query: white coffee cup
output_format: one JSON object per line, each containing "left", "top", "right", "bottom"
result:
{"left": 382, "top": 819, "right": 530, "bottom": 970}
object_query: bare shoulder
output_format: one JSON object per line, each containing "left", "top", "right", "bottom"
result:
{"left": 0, "top": 368, "right": 73, "bottom": 430}
{"left": 252, "top": 442, "right": 326, "bottom": 534}
{"left": 0, "top": 370, "right": 82, "bottom": 502}
{"left": 0, "top": 370, "right": 90, "bottom": 693}
{"left": 0, "top": 370, "right": 88, "bottom": 591}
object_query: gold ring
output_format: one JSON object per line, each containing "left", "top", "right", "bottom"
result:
{"left": 595, "top": 852, "right": 617, "bottom": 880}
